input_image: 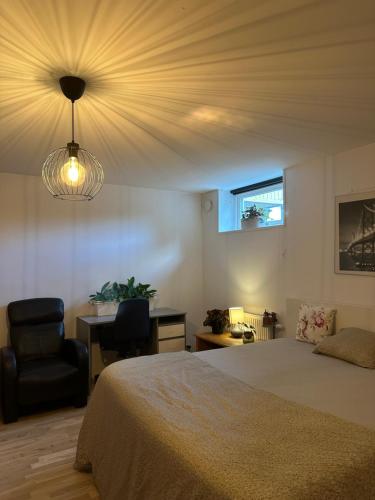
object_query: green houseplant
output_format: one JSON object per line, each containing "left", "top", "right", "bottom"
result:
{"left": 241, "top": 205, "right": 265, "bottom": 230}
{"left": 89, "top": 281, "right": 117, "bottom": 303}
{"left": 89, "top": 281, "right": 119, "bottom": 316}
{"left": 203, "top": 309, "right": 229, "bottom": 334}
{"left": 115, "top": 277, "right": 157, "bottom": 301}
{"left": 89, "top": 277, "right": 157, "bottom": 316}
{"left": 242, "top": 323, "right": 257, "bottom": 343}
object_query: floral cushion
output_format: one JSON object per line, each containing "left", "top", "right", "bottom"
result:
{"left": 296, "top": 304, "right": 336, "bottom": 344}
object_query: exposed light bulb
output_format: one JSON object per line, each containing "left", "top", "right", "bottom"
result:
{"left": 42, "top": 77, "right": 104, "bottom": 200}
{"left": 60, "top": 156, "right": 86, "bottom": 187}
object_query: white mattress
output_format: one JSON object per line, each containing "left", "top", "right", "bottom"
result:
{"left": 195, "top": 338, "right": 375, "bottom": 430}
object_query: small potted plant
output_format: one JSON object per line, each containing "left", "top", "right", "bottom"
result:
{"left": 117, "top": 277, "right": 158, "bottom": 311}
{"left": 241, "top": 323, "right": 257, "bottom": 343}
{"left": 203, "top": 309, "right": 229, "bottom": 334}
{"left": 89, "top": 281, "right": 119, "bottom": 316}
{"left": 241, "top": 205, "right": 265, "bottom": 230}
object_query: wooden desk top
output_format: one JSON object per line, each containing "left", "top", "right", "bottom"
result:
{"left": 78, "top": 307, "right": 186, "bottom": 326}
{"left": 194, "top": 331, "right": 244, "bottom": 348}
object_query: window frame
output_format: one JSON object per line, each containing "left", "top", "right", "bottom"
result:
{"left": 231, "top": 176, "right": 285, "bottom": 231}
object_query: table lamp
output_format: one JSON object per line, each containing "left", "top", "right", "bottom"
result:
{"left": 229, "top": 307, "right": 244, "bottom": 338}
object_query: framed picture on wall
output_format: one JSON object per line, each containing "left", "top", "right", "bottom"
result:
{"left": 335, "top": 191, "right": 375, "bottom": 276}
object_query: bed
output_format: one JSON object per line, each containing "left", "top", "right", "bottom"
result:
{"left": 197, "top": 338, "right": 375, "bottom": 429}
{"left": 75, "top": 303, "right": 375, "bottom": 500}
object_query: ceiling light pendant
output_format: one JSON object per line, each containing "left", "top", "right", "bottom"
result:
{"left": 42, "top": 76, "right": 104, "bottom": 201}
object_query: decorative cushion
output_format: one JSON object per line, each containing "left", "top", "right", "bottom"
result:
{"left": 296, "top": 304, "right": 336, "bottom": 344}
{"left": 313, "top": 327, "right": 375, "bottom": 369}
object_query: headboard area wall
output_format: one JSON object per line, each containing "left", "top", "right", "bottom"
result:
{"left": 285, "top": 298, "right": 375, "bottom": 337}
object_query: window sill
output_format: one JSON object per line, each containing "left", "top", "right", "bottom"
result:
{"left": 218, "top": 223, "right": 285, "bottom": 235}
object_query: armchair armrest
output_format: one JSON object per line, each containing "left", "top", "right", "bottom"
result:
{"left": 1, "top": 346, "right": 18, "bottom": 423}
{"left": 1, "top": 346, "right": 17, "bottom": 376}
{"left": 63, "top": 339, "right": 88, "bottom": 370}
{"left": 63, "top": 339, "right": 89, "bottom": 402}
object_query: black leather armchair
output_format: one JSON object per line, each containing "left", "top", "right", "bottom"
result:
{"left": 1, "top": 298, "right": 88, "bottom": 423}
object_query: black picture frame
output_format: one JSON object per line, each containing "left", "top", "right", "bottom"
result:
{"left": 335, "top": 192, "right": 375, "bottom": 276}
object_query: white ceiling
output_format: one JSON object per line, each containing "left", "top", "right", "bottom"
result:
{"left": 1, "top": 0, "right": 375, "bottom": 192}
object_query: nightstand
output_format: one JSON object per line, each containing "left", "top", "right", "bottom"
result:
{"left": 195, "top": 331, "right": 244, "bottom": 351}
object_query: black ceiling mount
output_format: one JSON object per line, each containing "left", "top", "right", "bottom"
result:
{"left": 59, "top": 76, "right": 86, "bottom": 102}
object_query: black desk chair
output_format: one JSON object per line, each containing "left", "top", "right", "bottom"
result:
{"left": 99, "top": 298, "right": 151, "bottom": 360}
{"left": 1, "top": 298, "right": 88, "bottom": 423}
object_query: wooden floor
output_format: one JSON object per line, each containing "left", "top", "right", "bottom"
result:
{"left": 0, "top": 407, "right": 99, "bottom": 499}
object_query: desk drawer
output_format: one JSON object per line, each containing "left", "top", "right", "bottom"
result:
{"left": 158, "top": 323, "right": 185, "bottom": 340}
{"left": 158, "top": 337, "right": 185, "bottom": 353}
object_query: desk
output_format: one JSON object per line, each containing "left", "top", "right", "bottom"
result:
{"left": 77, "top": 308, "right": 186, "bottom": 387}
{"left": 195, "top": 331, "right": 244, "bottom": 351}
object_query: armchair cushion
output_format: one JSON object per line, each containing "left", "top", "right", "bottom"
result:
{"left": 18, "top": 358, "right": 80, "bottom": 406}
{"left": 11, "top": 322, "right": 64, "bottom": 362}
{"left": 8, "top": 298, "right": 65, "bottom": 362}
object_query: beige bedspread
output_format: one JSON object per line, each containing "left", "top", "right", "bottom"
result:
{"left": 75, "top": 351, "right": 375, "bottom": 500}
{"left": 196, "top": 339, "right": 375, "bottom": 429}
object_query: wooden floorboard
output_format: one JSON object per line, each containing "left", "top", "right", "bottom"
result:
{"left": 0, "top": 408, "right": 99, "bottom": 499}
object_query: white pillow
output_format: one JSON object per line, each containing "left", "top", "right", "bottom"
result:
{"left": 296, "top": 304, "right": 336, "bottom": 344}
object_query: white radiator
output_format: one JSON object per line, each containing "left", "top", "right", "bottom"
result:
{"left": 244, "top": 312, "right": 274, "bottom": 341}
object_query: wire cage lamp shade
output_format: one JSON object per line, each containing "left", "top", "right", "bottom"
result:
{"left": 42, "top": 76, "right": 104, "bottom": 201}
{"left": 42, "top": 144, "right": 104, "bottom": 201}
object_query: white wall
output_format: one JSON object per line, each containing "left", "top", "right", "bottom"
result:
{"left": 2, "top": 142, "right": 374, "bottom": 348}
{"left": 202, "top": 142, "right": 375, "bottom": 335}
{"left": 0, "top": 174, "right": 204, "bottom": 347}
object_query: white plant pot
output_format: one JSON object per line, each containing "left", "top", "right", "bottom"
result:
{"left": 149, "top": 296, "right": 158, "bottom": 312}
{"left": 92, "top": 297, "right": 158, "bottom": 315}
{"left": 241, "top": 218, "right": 259, "bottom": 230}
{"left": 92, "top": 301, "right": 119, "bottom": 317}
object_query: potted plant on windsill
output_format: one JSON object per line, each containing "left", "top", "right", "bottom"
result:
{"left": 89, "top": 277, "right": 157, "bottom": 316}
{"left": 203, "top": 309, "right": 229, "bottom": 334}
{"left": 241, "top": 205, "right": 265, "bottom": 230}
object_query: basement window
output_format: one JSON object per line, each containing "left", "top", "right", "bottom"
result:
{"left": 218, "top": 177, "right": 284, "bottom": 232}
{"left": 232, "top": 177, "right": 284, "bottom": 230}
